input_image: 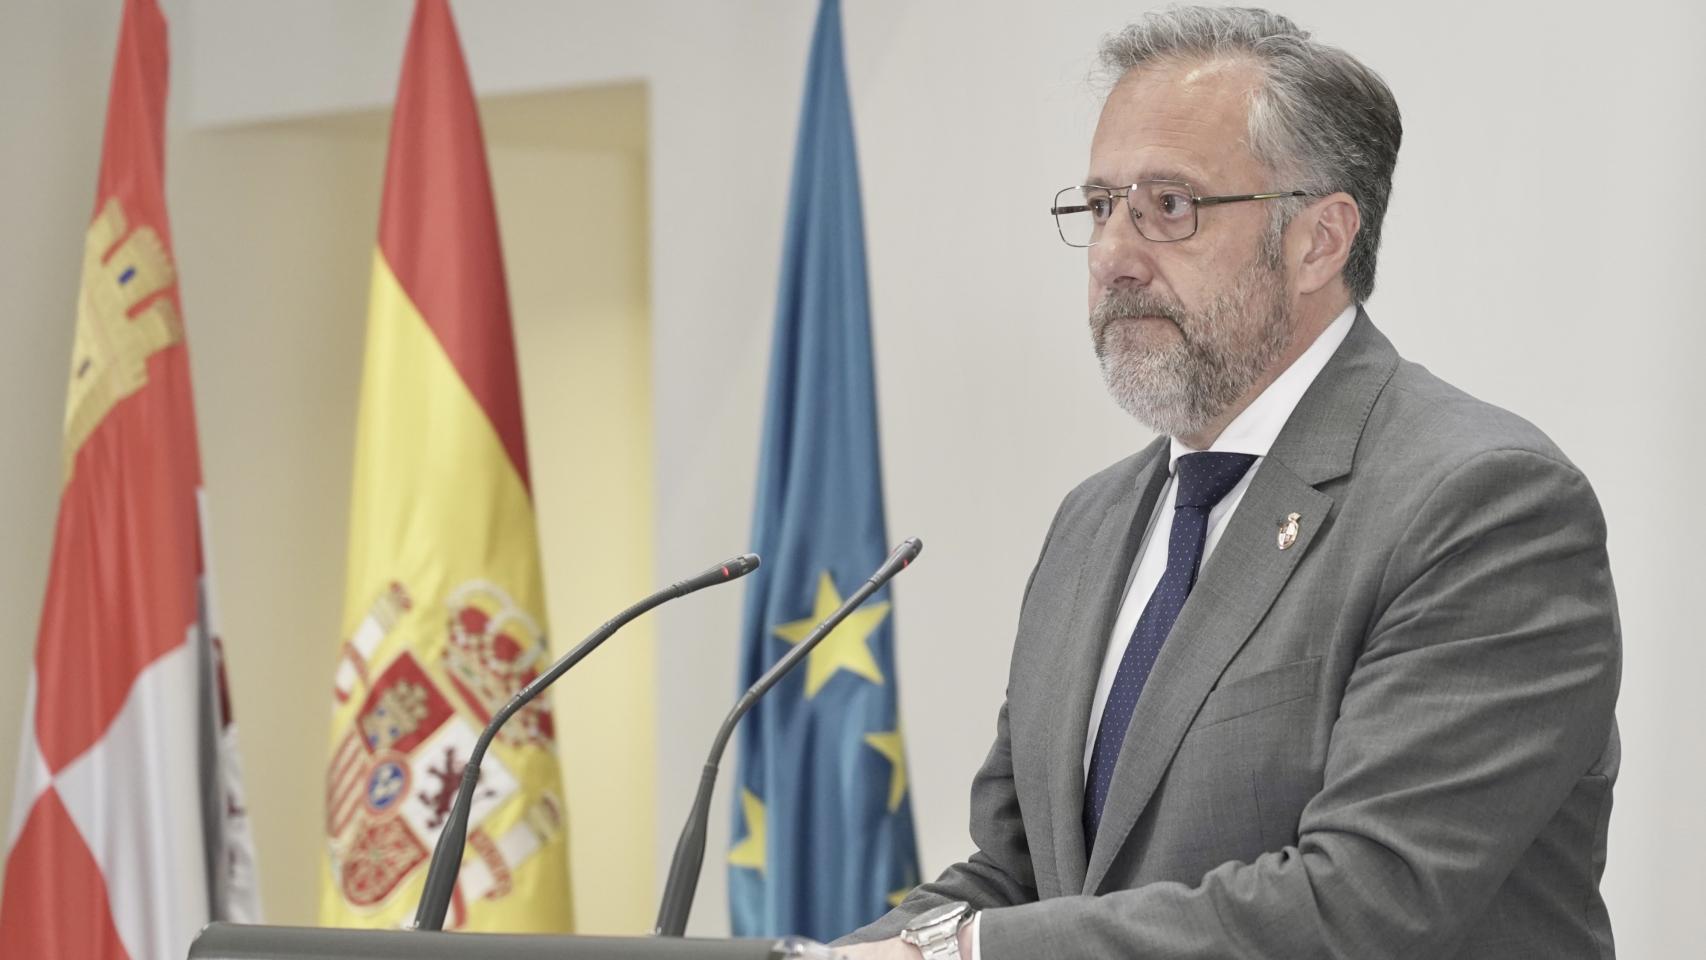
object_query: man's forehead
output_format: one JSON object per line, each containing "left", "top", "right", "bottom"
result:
{"left": 1087, "top": 56, "right": 1262, "bottom": 186}
{"left": 1103, "top": 55, "right": 1264, "bottom": 118}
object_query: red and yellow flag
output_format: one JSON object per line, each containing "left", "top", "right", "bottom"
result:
{"left": 0, "top": 1, "right": 260, "bottom": 957}
{"left": 319, "top": 0, "right": 571, "bottom": 931}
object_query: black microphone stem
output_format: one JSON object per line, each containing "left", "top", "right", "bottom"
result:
{"left": 413, "top": 553, "right": 760, "bottom": 932}
{"left": 654, "top": 537, "right": 922, "bottom": 937}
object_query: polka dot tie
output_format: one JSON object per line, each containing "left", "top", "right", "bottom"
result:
{"left": 1083, "top": 451, "right": 1257, "bottom": 846}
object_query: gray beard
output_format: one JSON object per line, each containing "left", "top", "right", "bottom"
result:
{"left": 1089, "top": 252, "right": 1293, "bottom": 440}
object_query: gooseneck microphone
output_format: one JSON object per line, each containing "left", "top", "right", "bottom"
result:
{"left": 412, "top": 552, "right": 762, "bottom": 932}
{"left": 653, "top": 537, "right": 923, "bottom": 937}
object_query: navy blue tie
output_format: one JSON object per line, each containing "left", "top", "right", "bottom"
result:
{"left": 1083, "top": 451, "right": 1257, "bottom": 844}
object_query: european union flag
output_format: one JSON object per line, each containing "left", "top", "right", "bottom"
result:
{"left": 727, "top": 0, "right": 920, "bottom": 942}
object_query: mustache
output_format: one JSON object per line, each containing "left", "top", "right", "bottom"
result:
{"left": 1090, "top": 288, "right": 1189, "bottom": 337}
{"left": 1091, "top": 288, "right": 1186, "bottom": 325}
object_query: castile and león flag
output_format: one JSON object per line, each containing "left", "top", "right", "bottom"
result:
{"left": 0, "top": 1, "right": 262, "bottom": 958}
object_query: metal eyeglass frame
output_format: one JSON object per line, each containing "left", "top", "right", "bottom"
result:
{"left": 1050, "top": 180, "right": 1308, "bottom": 247}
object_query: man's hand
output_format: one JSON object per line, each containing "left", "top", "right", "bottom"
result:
{"left": 833, "top": 938, "right": 919, "bottom": 959}
{"left": 834, "top": 920, "right": 977, "bottom": 960}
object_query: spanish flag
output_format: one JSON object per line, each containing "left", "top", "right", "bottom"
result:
{"left": 319, "top": 0, "right": 572, "bottom": 931}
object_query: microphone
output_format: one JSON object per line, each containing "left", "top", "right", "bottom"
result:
{"left": 412, "top": 552, "right": 762, "bottom": 931}
{"left": 653, "top": 537, "right": 923, "bottom": 937}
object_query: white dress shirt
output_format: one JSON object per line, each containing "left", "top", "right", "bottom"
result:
{"left": 1081, "top": 303, "right": 1355, "bottom": 775}
{"left": 964, "top": 305, "right": 1354, "bottom": 960}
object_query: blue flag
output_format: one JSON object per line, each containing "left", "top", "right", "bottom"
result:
{"left": 727, "top": 0, "right": 921, "bottom": 942}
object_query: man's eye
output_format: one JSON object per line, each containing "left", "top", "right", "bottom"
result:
{"left": 1088, "top": 197, "right": 1114, "bottom": 220}
{"left": 1157, "top": 191, "right": 1192, "bottom": 218}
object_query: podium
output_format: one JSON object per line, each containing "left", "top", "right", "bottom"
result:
{"left": 188, "top": 923, "right": 833, "bottom": 960}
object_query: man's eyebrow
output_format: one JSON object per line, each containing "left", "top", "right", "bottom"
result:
{"left": 1081, "top": 168, "right": 1202, "bottom": 188}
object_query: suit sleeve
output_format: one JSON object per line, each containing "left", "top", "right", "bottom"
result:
{"left": 972, "top": 448, "right": 1621, "bottom": 959}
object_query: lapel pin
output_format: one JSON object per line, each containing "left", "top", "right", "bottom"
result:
{"left": 1277, "top": 512, "right": 1301, "bottom": 550}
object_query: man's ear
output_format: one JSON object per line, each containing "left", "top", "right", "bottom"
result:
{"left": 1294, "top": 192, "right": 1360, "bottom": 296}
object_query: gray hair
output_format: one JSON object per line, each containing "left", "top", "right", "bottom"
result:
{"left": 1098, "top": 6, "right": 1401, "bottom": 303}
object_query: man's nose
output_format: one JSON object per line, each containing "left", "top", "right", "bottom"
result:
{"left": 1088, "top": 203, "right": 1157, "bottom": 291}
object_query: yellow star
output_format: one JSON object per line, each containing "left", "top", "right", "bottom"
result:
{"left": 863, "top": 728, "right": 909, "bottom": 812}
{"left": 728, "top": 788, "right": 767, "bottom": 876}
{"left": 888, "top": 885, "right": 913, "bottom": 908}
{"left": 774, "top": 572, "right": 890, "bottom": 698}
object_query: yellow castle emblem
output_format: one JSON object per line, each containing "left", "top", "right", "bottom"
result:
{"left": 63, "top": 198, "right": 182, "bottom": 483}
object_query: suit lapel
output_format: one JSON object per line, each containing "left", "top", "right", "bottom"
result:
{"left": 1082, "top": 459, "right": 1331, "bottom": 892}
{"left": 1079, "top": 309, "right": 1401, "bottom": 893}
{"left": 1042, "top": 438, "right": 1169, "bottom": 896}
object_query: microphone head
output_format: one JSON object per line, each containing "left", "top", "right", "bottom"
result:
{"left": 674, "top": 553, "right": 764, "bottom": 596}
{"left": 723, "top": 553, "right": 762, "bottom": 580}
{"left": 872, "top": 537, "right": 923, "bottom": 582}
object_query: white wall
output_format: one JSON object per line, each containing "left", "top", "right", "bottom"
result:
{"left": 6, "top": 0, "right": 1702, "bottom": 953}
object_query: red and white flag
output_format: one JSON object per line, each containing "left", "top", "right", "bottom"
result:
{"left": 0, "top": 1, "right": 261, "bottom": 957}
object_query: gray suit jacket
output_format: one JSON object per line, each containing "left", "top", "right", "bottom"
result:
{"left": 846, "top": 313, "right": 1620, "bottom": 958}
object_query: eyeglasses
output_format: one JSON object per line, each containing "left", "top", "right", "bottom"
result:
{"left": 1050, "top": 180, "right": 1307, "bottom": 247}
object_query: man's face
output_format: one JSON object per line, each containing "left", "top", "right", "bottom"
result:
{"left": 1085, "top": 58, "right": 1297, "bottom": 439}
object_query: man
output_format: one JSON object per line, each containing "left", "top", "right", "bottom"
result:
{"left": 837, "top": 7, "right": 1619, "bottom": 959}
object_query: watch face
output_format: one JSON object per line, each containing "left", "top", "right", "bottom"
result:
{"left": 906, "top": 900, "right": 969, "bottom": 933}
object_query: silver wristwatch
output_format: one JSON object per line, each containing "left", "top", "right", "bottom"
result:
{"left": 898, "top": 900, "right": 974, "bottom": 960}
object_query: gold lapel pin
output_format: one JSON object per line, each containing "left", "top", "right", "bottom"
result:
{"left": 1277, "top": 512, "right": 1301, "bottom": 550}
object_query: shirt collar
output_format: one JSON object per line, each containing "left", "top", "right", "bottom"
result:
{"left": 1167, "top": 303, "right": 1357, "bottom": 472}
